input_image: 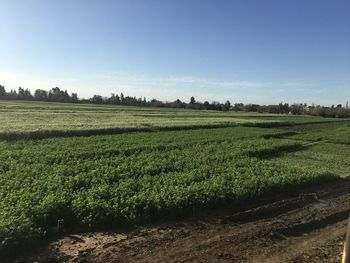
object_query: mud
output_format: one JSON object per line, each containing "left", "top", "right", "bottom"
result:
{"left": 7, "top": 178, "right": 350, "bottom": 263}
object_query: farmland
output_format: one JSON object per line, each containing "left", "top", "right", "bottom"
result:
{"left": 1, "top": 100, "right": 350, "bottom": 262}
{"left": 0, "top": 100, "right": 342, "bottom": 139}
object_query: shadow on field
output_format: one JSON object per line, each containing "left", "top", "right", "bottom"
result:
{"left": 242, "top": 120, "right": 348, "bottom": 129}
{"left": 246, "top": 143, "right": 309, "bottom": 159}
{"left": 0, "top": 123, "right": 237, "bottom": 141}
{"left": 262, "top": 131, "right": 298, "bottom": 139}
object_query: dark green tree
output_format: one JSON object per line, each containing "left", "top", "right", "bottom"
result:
{"left": 223, "top": 100, "right": 231, "bottom": 111}
{"left": 71, "top": 93, "right": 78, "bottom": 102}
{"left": 91, "top": 95, "right": 103, "bottom": 104}
{"left": 0, "top": 85, "right": 6, "bottom": 99}
{"left": 34, "top": 89, "right": 48, "bottom": 101}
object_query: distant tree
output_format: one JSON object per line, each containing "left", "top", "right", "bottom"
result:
{"left": 290, "top": 104, "right": 303, "bottom": 115}
{"left": 150, "top": 98, "right": 163, "bottom": 107}
{"left": 63, "top": 90, "right": 70, "bottom": 101}
{"left": 34, "top": 89, "right": 48, "bottom": 101}
{"left": 209, "top": 101, "right": 221, "bottom": 111}
{"left": 18, "top": 87, "right": 25, "bottom": 99}
{"left": 47, "top": 87, "right": 72, "bottom": 102}
{"left": 223, "top": 100, "right": 231, "bottom": 111}
{"left": 91, "top": 95, "right": 103, "bottom": 104}
{"left": 244, "top": 104, "right": 260, "bottom": 112}
{"left": 0, "top": 85, "right": 6, "bottom": 99}
{"left": 17, "top": 87, "right": 32, "bottom": 100}
{"left": 71, "top": 93, "right": 78, "bottom": 102}
{"left": 48, "top": 87, "right": 62, "bottom": 101}
{"left": 232, "top": 103, "right": 244, "bottom": 111}
{"left": 8, "top": 89, "right": 17, "bottom": 99}
{"left": 107, "top": 93, "right": 116, "bottom": 104}
{"left": 190, "top": 96, "right": 196, "bottom": 104}
{"left": 24, "top": 89, "right": 32, "bottom": 99}
{"left": 278, "top": 103, "right": 289, "bottom": 114}
{"left": 168, "top": 99, "right": 183, "bottom": 108}
{"left": 7, "top": 84, "right": 350, "bottom": 117}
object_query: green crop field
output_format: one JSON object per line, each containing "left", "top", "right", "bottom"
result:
{"left": 0, "top": 100, "right": 343, "bottom": 139}
{"left": 0, "top": 100, "right": 349, "bottom": 255}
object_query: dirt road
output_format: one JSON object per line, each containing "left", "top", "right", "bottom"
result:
{"left": 8, "top": 178, "right": 350, "bottom": 263}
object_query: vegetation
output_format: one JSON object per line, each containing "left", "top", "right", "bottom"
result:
{"left": 0, "top": 85, "right": 231, "bottom": 111}
{"left": 287, "top": 122, "right": 350, "bottom": 144}
{"left": 0, "top": 100, "right": 345, "bottom": 140}
{"left": 0, "top": 101, "right": 349, "bottom": 256}
{"left": 1, "top": 123, "right": 349, "bottom": 255}
{"left": 1, "top": 85, "right": 349, "bottom": 117}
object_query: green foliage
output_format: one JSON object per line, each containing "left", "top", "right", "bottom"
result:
{"left": 287, "top": 122, "right": 350, "bottom": 144}
{"left": 0, "top": 126, "right": 346, "bottom": 254}
{"left": 310, "top": 105, "right": 350, "bottom": 118}
{"left": 0, "top": 100, "right": 343, "bottom": 140}
{"left": 0, "top": 102, "right": 348, "bottom": 255}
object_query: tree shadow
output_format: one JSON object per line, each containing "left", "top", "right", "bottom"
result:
{"left": 246, "top": 143, "right": 309, "bottom": 159}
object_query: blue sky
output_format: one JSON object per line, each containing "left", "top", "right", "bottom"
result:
{"left": 0, "top": 0, "right": 349, "bottom": 105}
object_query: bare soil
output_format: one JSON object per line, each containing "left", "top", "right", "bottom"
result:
{"left": 7, "top": 178, "right": 350, "bottom": 263}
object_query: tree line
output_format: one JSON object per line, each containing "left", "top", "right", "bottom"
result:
{"left": 0, "top": 86, "right": 79, "bottom": 103}
{"left": 0, "top": 85, "right": 349, "bottom": 117}
{"left": 0, "top": 85, "right": 232, "bottom": 111}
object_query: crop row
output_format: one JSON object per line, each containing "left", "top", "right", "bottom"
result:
{"left": 0, "top": 126, "right": 338, "bottom": 255}
{"left": 288, "top": 122, "right": 350, "bottom": 144}
{"left": 0, "top": 101, "right": 342, "bottom": 139}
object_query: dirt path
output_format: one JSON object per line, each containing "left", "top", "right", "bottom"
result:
{"left": 8, "top": 178, "right": 350, "bottom": 263}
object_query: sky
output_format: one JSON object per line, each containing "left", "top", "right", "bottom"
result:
{"left": 0, "top": 0, "right": 349, "bottom": 105}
